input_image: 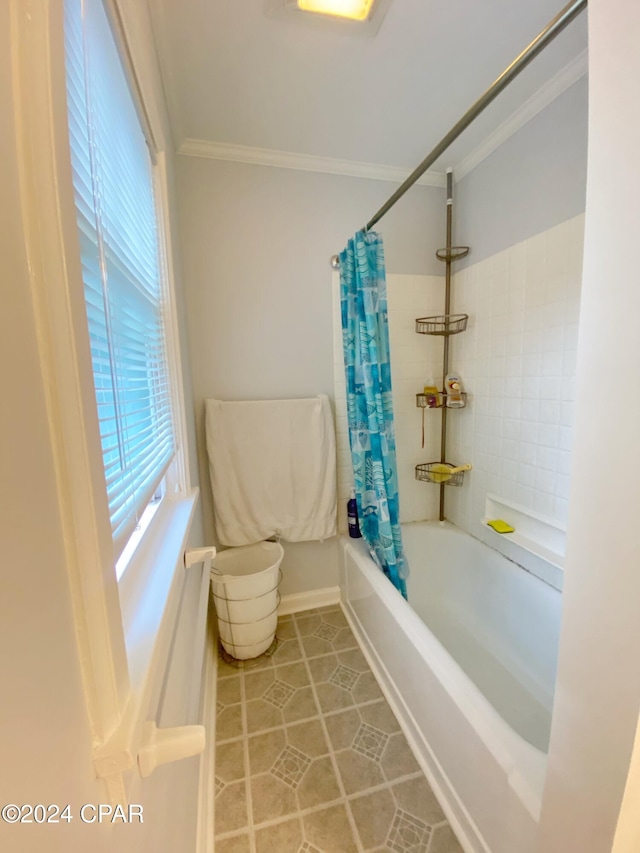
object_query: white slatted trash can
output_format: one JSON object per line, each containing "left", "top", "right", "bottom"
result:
{"left": 211, "top": 541, "right": 284, "bottom": 660}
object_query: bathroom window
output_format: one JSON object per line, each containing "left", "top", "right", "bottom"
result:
{"left": 64, "top": 0, "right": 177, "bottom": 568}
{"left": 14, "top": 0, "right": 197, "bottom": 793}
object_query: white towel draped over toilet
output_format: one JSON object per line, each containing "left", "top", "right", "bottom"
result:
{"left": 205, "top": 395, "right": 337, "bottom": 546}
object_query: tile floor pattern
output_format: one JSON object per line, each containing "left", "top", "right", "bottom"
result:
{"left": 215, "top": 606, "right": 464, "bottom": 853}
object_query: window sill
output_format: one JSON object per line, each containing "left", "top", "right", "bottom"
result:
{"left": 93, "top": 488, "right": 200, "bottom": 796}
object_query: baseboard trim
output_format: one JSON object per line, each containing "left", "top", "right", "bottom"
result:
{"left": 278, "top": 585, "right": 341, "bottom": 616}
{"left": 196, "top": 599, "right": 217, "bottom": 853}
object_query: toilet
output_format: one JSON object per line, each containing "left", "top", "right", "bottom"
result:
{"left": 210, "top": 540, "right": 284, "bottom": 660}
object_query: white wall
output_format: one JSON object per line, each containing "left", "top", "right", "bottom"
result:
{"left": 537, "top": 1, "right": 640, "bottom": 850}
{"left": 0, "top": 2, "right": 203, "bottom": 851}
{"left": 176, "top": 155, "right": 445, "bottom": 594}
{"left": 456, "top": 77, "right": 588, "bottom": 265}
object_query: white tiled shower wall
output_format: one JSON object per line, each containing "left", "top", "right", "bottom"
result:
{"left": 445, "top": 214, "right": 584, "bottom": 544}
{"left": 333, "top": 214, "right": 584, "bottom": 542}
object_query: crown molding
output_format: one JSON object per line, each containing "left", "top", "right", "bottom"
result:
{"left": 178, "top": 139, "right": 447, "bottom": 188}
{"left": 178, "top": 50, "right": 587, "bottom": 190}
{"left": 454, "top": 49, "right": 588, "bottom": 181}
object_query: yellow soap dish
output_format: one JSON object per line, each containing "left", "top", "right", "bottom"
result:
{"left": 486, "top": 519, "right": 515, "bottom": 534}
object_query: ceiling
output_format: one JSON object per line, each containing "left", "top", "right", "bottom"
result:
{"left": 148, "top": 0, "right": 588, "bottom": 173}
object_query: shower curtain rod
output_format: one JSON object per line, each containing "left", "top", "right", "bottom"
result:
{"left": 363, "top": 0, "right": 587, "bottom": 233}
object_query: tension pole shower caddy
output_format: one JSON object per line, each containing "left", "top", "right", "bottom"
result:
{"left": 414, "top": 169, "right": 470, "bottom": 522}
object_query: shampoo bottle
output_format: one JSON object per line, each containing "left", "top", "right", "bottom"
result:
{"left": 347, "top": 489, "right": 362, "bottom": 538}
{"left": 445, "top": 373, "right": 465, "bottom": 408}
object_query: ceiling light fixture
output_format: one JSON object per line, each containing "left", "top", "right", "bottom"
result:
{"left": 296, "top": 0, "right": 376, "bottom": 22}
{"left": 266, "top": 0, "right": 390, "bottom": 35}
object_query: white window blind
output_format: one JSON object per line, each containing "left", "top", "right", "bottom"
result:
{"left": 64, "top": 0, "right": 175, "bottom": 560}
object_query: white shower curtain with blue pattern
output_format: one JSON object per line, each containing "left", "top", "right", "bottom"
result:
{"left": 340, "top": 230, "right": 408, "bottom": 598}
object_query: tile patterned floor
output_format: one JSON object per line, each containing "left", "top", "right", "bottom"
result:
{"left": 215, "top": 605, "right": 464, "bottom": 853}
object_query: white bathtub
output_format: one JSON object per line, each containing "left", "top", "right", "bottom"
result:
{"left": 339, "top": 521, "right": 562, "bottom": 853}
